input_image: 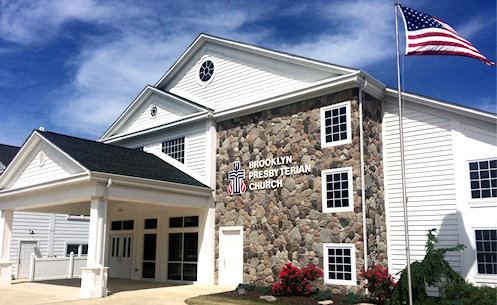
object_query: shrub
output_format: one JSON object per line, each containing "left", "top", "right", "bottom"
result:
{"left": 361, "top": 265, "right": 395, "bottom": 302}
{"left": 315, "top": 289, "right": 334, "bottom": 301}
{"left": 258, "top": 286, "right": 273, "bottom": 295}
{"left": 442, "top": 280, "right": 497, "bottom": 305}
{"left": 272, "top": 263, "right": 323, "bottom": 295}
{"left": 342, "top": 292, "right": 363, "bottom": 304}
{"left": 389, "top": 229, "right": 466, "bottom": 305}
{"left": 236, "top": 283, "right": 255, "bottom": 291}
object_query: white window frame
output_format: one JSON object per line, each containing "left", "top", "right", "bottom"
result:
{"left": 64, "top": 241, "right": 88, "bottom": 257}
{"left": 162, "top": 135, "right": 186, "bottom": 164}
{"left": 196, "top": 56, "right": 217, "bottom": 86}
{"left": 467, "top": 158, "right": 497, "bottom": 204}
{"left": 472, "top": 227, "right": 497, "bottom": 283}
{"left": 322, "top": 167, "right": 354, "bottom": 213}
{"left": 323, "top": 243, "right": 356, "bottom": 286}
{"left": 320, "top": 101, "right": 352, "bottom": 148}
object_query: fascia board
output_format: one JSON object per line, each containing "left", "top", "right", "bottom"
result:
{"left": 385, "top": 88, "right": 497, "bottom": 123}
{"left": 155, "top": 34, "right": 358, "bottom": 90}
{"left": 89, "top": 172, "right": 212, "bottom": 197}
{"left": 0, "top": 131, "right": 39, "bottom": 187}
{"left": 99, "top": 85, "right": 211, "bottom": 142}
{"left": 213, "top": 72, "right": 362, "bottom": 121}
{"left": 101, "top": 111, "right": 212, "bottom": 144}
{"left": 0, "top": 173, "right": 91, "bottom": 198}
{"left": 0, "top": 132, "right": 89, "bottom": 189}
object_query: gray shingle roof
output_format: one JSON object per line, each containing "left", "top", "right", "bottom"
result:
{"left": 40, "top": 131, "right": 209, "bottom": 189}
{"left": 0, "top": 144, "right": 20, "bottom": 167}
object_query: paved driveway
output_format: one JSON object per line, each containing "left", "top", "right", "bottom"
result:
{"left": 0, "top": 279, "right": 236, "bottom": 304}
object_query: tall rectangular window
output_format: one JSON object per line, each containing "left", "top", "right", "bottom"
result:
{"left": 168, "top": 232, "right": 198, "bottom": 281}
{"left": 469, "top": 159, "right": 497, "bottom": 199}
{"left": 162, "top": 137, "right": 185, "bottom": 163}
{"left": 143, "top": 234, "right": 157, "bottom": 279}
{"left": 322, "top": 167, "right": 353, "bottom": 213}
{"left": 320, "top": 101, "right": 351, "bottom": 148}
{"left": 475, "top": 229, "right": 497, "bottom": 275}
{"left": 323, "top": 243, "right": 356, "bottom": 286}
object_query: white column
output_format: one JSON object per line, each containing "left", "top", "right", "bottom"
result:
{"left": 80, "top": 197, "right": 108, "bottom": 298}
{"left": 0, "top": 210, "right": 13, "bottom": 285}
{"left": 197, "top": 197, "right": 215, "bottom": 285}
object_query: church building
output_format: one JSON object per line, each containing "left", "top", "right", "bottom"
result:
{"left": 0, "top": 34, "right": 495, "bottom": 298}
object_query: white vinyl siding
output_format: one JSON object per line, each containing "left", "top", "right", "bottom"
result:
{"left": 52, "top": 215, "right": 89, "bottom": 257}
{"left": 9, "top": 212, "right": 89, "bottom": 278}
{"left": 9, "top": 212, "right": 50, "bottom": 277}
{"left": 120, "top": 96, "right": 199, "bottom": 135}
{"left": 169, "top": 50, "right": 331, "bottom": 111}
{"left": 383, "top": 100, "right": 461, "bottom": 277}
{"left": 10, "top": 149, "right": 81, "bottom": 190}
{"left": 118, "top": 122, "right": 208, "bottom": 177}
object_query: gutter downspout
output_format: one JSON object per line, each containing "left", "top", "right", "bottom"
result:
{"left": 359, "top": 83, "right": 369, "bottom": 277}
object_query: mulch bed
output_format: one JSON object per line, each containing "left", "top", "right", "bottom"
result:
{"left": 215, "top": 289, "right": 376, "bottom": 305}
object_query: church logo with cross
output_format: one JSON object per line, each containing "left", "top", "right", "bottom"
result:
{"left": 228, "top": 161, "right": 246, "bottom": 195}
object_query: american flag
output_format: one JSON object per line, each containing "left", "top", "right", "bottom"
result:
{"left": 398, "top": 4, "right": 495, "bottom": 66}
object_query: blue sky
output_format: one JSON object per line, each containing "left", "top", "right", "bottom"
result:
{"left": 0, "top": 0, "right": 495, "bottom": 147}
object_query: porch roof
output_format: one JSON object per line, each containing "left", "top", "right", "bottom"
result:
{"left": 40, "top": 131, "right": 208, "bottom": 189}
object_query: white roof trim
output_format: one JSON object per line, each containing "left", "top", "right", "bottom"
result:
{"left": 0, "top": 131, "right": 89, "bottom": 189}
{"left": 155, "top": 34, "right": 358, "bottom": 90}
{"left": 0, "top": 173, "right": 90, "bottom": 198}
{"left": 385, "top": 88, "right": 497, "bottom": 123}
{"left": 101, "top": 111, "right": 212, "bottom": 144}
{"left": 99, "top": 85, "right": 212, "bottom": 142}
{"left": 213, "top": 71, "right": 386, "bottom": 121}
{"left": 148, "top": 150, "right": 208, "bottom": 187}
{"left": 89, "top": 172, "right": 212, "bottom": 197}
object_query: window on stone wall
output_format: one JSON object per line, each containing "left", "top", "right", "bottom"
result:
{"left": 162, "top": 137, "right": 185, "bottom": 163}
{"left": 320, "top": 101, "right": 351, "bottom": 148}
{"left": 469, "top": 159, "right": 496, "bottom": 199}
{"left": 323, "top": 243, "right": 356, "bottom": 285}
{"left": 321, "top": 167, "right": 354, "bottom": 213}
{"left": 475, "top": 229, "right": 497, "bottom": 275}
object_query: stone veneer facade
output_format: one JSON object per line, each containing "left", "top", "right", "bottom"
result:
{"left": 215, "top": 89, "right": 386, "bottom": 294}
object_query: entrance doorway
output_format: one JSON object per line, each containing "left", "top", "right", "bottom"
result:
{"left": 109, "top": 234, "right": 133, "bottom": 279}
{"left": 18, "top": 241, "right": 38, "bottom": 279}
{"left": 218, "top": 226, "right": 243, "bottom": 285}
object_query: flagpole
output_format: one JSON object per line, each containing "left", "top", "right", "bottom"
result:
{"left": 394, "top": 2, "right": 413, "bottom": 305}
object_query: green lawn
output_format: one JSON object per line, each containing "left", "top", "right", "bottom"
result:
{"left": 185, "top": 295, "right": 288, "bottom": 305}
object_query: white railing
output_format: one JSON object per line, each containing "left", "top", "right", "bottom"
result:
{"left": 29, "top": 252, "right": 87, "bottom": 281}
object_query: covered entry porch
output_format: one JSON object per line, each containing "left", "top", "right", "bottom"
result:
{"left": 0, "top": 176, "right": 215, "bottom": 298}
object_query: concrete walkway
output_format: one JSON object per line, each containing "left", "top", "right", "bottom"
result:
{"left": 0, "top": 279, "right": 236, "bottom": 304}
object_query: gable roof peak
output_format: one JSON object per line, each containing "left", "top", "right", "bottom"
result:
{"left": 154, "top": 33, "right": 358, "bottom": 90}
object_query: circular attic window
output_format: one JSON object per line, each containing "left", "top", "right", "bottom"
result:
{"left": 198, "top": 59, "right": 215, "bottom": 83}
{"left": 150, "top": 105, "right": 158, "bottom": 118}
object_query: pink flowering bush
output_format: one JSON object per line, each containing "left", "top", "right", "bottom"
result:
{"left": 360, "top": 265, "right": 396, "bottom": 303}
{"left": 272, "top": 263, "right": 323, "bottom": 295}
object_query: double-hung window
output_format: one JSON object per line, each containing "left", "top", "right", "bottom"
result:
{"left": 469, "top": 159, "right": 496, "bottom": 199}
{"left": 322, "top": 167, "right": 353, "bottom": 213}
{"left": 475, "top": 229, "right": 497, "bottom": 275}
{"left": 162, "top": 137, "right": 185, "bottom": 163}
{"left": 323, "top": 243, "right": 356, "bottom": 285}
{"left": 320, "top": 101, "right": 351, "bottom": 148}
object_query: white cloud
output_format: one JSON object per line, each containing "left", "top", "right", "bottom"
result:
{"left": 277, "top": 0, "right": 395, "bottom": 68}
{"left": 456, "top": 16, "right": 497, "bottom": 40}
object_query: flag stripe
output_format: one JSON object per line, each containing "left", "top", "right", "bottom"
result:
{"left": 399, "top": 4, "right": 495, "bottom": 66}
